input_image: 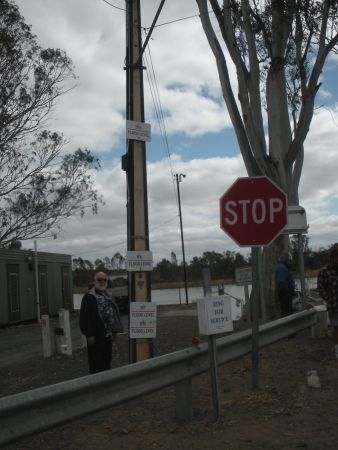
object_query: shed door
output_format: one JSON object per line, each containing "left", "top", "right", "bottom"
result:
{"left": 61, "top": 266, "right": 72, "bottom": 309}
{"left": 7, "top": 264, "right": 21, "bottom": 322}
{"left": 39, "top": 265, "right": 49, "bottom": 315}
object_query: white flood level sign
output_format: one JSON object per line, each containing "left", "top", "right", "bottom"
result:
{"left": 126, "top": 120, "right": 151, "bottom": 142}
{"left": 129, "top": 302, "right": 157, "bottom": 338}
{"left": 197, "top": 296, "right": 233, "bottom": 335}
{"left": 126, "top": 251, "right": 153, "bottom": 271}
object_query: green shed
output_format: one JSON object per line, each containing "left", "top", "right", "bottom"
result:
{"left": 0, "top": 248, "right": 73, "bottom": 326}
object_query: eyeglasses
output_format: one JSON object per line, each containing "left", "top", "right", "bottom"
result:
{"left": 97, "top": 278, "right": 107, "bottom": 282}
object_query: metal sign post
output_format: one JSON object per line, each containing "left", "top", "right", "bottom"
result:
{"left": 197, "top": 296, "right": 233, "bottom": 421}
{"left": 235, "top": 266, "right": 252, "bottom": 323}
{"left": 251, "top": 247, "right": 260, "bottom": 389}
{"left": 41, "top": 315, "right": 52, "bottom": 358}
{"left": 282, "top": 206, "right": 308, "bottom": 308}
{"left": 220, "top": 177, "right": 288, "bottom": 390}
{"left": 208, "top": 334, "right": 221, "bottom": 421}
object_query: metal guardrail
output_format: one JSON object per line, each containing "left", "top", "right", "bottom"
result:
{"left": 0, "top": 309, "right": 317, "bottom": 446}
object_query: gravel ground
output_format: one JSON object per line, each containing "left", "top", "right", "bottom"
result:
{"left": 1, "top": 305, "right": 338, "bottom": 450}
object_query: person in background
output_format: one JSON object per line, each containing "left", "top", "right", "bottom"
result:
{"left": 276, "top": 252, "right": 295, "bottom": 317}
{"left": 79, "top": 271, "right": 123, "bottom": 374}
{"left": 317, "top": 243, "right": 338, "bottom": 360}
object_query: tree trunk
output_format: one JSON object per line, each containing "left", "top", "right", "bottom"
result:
{"left": 262, "top": 234, "right": 290, "bottom": 320}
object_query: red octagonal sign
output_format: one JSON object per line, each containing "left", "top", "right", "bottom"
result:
{"left": 220, "top": 176, "right": 287, "bottom": 247}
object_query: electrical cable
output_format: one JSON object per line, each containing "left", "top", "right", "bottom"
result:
{"left": 100, "top": 0, "right": 214, "bottom": 30}
{"left": 101, "top": 0, "right": 125, "bottom": 11}
{"left": 143, "top": 32, "right": 180, "bottom": 218}
{"left": 145, "top": 13, "right": 201, "bottom": 29}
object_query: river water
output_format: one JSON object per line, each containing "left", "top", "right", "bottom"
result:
{"left": 73, "top": 285, "right": 246, "bottom": 320}
{"left": 73, "top": 277, "right": 317, "bottom": 321}
{"left": 75, "top": 284, "right": 243, "bottom": 322}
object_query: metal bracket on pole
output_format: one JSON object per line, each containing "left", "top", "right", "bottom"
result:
{"left": 133, "top": 0, "right": 166, "bottom": 67}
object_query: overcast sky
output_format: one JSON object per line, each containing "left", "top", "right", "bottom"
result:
{"left": 14, "top": 0, "right": 338, "bottom": 263}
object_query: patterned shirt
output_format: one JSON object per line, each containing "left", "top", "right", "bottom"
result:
{"left": 317, "top": 264, "right": 338, "bottom": 312}
{"left": 89, "top": 287, "right": 119, "bottom": 337}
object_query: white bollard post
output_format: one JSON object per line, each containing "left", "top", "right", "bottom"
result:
{"left": 58, "top": 308, "right": 73, "bottom": 355}
{"left": 41, "top": 314, "right": 52, "bottom": 357}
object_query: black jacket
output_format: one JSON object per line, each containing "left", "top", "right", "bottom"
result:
{"left": 79, "top": 291, "right": 106, "bottom": 340}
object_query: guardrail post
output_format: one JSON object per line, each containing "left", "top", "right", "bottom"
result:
{"left": 311, "top": 305, "right": 328, "bottom": 339}
{"left": 175, "top": 379, "right": 193, "bottom": 422}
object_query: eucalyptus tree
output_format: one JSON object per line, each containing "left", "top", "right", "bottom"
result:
{"left": 94, "top": 259, "right": 105, "bottom": 271}
{"left": 112, "top": 252, "right": 125, "bottom": 270}
{"left": 0, "top": 0, "right": 102, "bottom": 246}
{"left": 196, "top": 0, "right": 338, "bottom": 316}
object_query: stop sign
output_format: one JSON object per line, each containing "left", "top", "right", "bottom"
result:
{"left": 220, "top": 176, "right": 287, "bottom": 246}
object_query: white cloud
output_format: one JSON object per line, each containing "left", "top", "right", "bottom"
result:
{"left": 26, "top": 154, "right": 247, "bottom": 262}
{"left": 12, "top": 0, "right": 338, "bottom": 261}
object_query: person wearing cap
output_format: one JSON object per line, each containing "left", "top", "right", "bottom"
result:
{"left": 317, "top": 243, "right": 338, "bottom": 360}
{"left": 80, "top": 271, "right": 123, "bottom": 374}
{"left": 276, "top": 252, "right": 295, "bottom": 317}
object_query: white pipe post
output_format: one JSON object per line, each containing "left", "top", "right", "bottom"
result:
{"left": 34, "top": 240, "right": 41, "bottom": 323}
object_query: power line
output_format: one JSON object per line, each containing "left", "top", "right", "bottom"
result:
{"left": 143, "top": 47, "right": 173, "bottom": 166}
{"left": 151, "top": 215, "right": 179, "bottom": 232}
{"left": 101, "top": 0, "right": 125, "bottom": 11}
{"left": 100, "top": 1, "right": 213, "bottom": 30}
{"left": 145, "top": 13, "right": 201, "bottom": 29}
{"left": 143, "top": 32, "right": 178, "bottom": 207}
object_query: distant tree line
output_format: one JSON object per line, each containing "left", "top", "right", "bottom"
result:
{"left": 72, "top": 252, "right": 125, "bottom": 287}
{"left": 72, "top": 237, "right": 334, "bottom": 287}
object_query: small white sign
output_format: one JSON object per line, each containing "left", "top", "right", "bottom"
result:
{"left": 126, "top": 251, "right": 153, "bottom": 272}
{"left": 197, "top": 296, "right": 233, "bottom": 335}
{"left": 129, "top": 302, "right": 157, "bottom": 338}
{"left": 283, "top": 205, "right": 308, "bottom": 234}
{"left": 126, "top": 120, "right": 151, "bottom": 142}
{"left": 235, "top": 266, "right": 252, "bottom": 285}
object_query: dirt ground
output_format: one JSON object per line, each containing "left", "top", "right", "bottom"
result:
{"left": 1, "top": 305, "right": 338, "bottom": 450}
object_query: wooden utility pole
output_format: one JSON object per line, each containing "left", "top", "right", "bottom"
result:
{"left": 124, "top": 0, "right": 165, "bottom": 362}
{"left": 124, "top": 0, "right": 152, "bottom": 362}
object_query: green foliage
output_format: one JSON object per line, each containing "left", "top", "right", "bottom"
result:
{"left": 0, "top": 0, "right": 103, "bottom": 246}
